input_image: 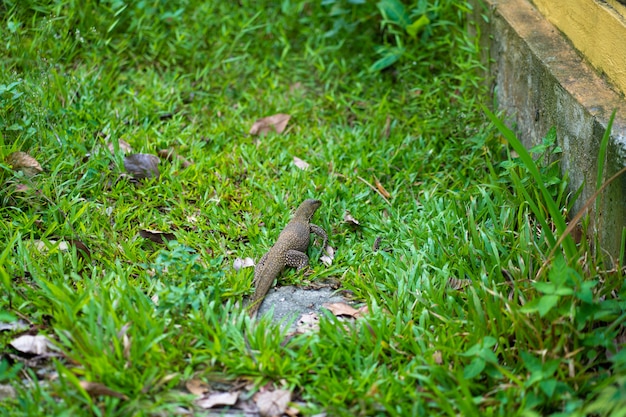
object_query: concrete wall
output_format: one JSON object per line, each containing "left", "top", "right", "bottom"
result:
{"left": 531, "top": 0, "right": 626, "bottom": 96}
{"left": 469, "top": 0, "right": 626, "bottom": 261}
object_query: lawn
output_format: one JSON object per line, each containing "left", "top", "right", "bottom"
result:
{"left": 1, "top": 0, "right": 625, "bottom": 416}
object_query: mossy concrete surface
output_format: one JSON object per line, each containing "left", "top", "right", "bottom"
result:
{"left": 469, "top": 0, "right": 626, "bottom": 260}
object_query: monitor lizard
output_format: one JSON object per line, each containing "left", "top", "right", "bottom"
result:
{"left": 247, "top": 199, "right": 328, "bottom": 316}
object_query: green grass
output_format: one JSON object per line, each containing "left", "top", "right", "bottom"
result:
{"left": 1, "top": 0, "right": 625, "bottom": 416}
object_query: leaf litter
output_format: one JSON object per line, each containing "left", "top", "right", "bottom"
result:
{"left": 292, "top": 156, "right": 309, "bottom": 170}
{"left": 322, "top": 302, "right": 368, "bottom": 319}
{"left": 124, "top": 153, "right": 160, "bottom": 179}
{"left": 233, "top": 257, "right": 255, "bottom": 271}
{"left": 319, "top": 245, "right": 335, "bottom": 267}
{"left": 196, "top": 391, "right": 240, "bottom": 409}
{"left": 10, "top": 334, "right": 54, "bottom": 355}
{"left": 343, "top": 211, "right": 360, "bottom": 227}
{"left": 158, "top": 148, "right": 194, "bottom": 168}
{"left": 0, "top": 319, "right": 29, "bottom": 332}
{"left": 139, "top": 229, "right": 176, "bottom": 244}
{"left": 107, "top": 139, "right": 133, "bottom": 154}
{"left": 249, "top": 113, "right": 291, "bottom": 136}
{"left": 79, "top": 381, "right": 128, "bottom": 400}
{"left": 6, "top": 151, "right": 43, "bottom": 177}
{"left": 254, "top": 389, "right": 291, "bottom": 417}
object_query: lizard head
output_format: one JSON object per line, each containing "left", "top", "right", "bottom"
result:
{"left": 295, "top": 199, "right": 322, "bottom": 220}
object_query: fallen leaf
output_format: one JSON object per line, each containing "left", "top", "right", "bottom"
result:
{"left": 233, "top": 257, "right": 255, "bottom": 272}
{"left": 124, "top": 153, "right": 160, "bottom": 179}
{"left": 10, "top": 334, "right": 52, "bottom": 355}
{"left": 196, "top": 391, "right": 240, "bottom": 409}
{"left": 285, "top": 405, "right": 301, "bottom": 417}
{"left": 447, "top": 277, "right": 472, "bottom": 290}
{"left": 32, "top": 239, "right": 90, "bottom": 260}
{"left": 14, "top": 183, "right": 30, "bottom": 192}
{"left": 249, "top": 114, "right": 291, "bottom": 136}
{"left": 255, "top": 389, "right": 291, "bottom": 417}
{"left": 295, "top": 312, "right": 320, "bottom": 334}
{"left": 355, "top": 305, "right": 370, "bottom": 317}
{"left": 374, "top": 179, "right": 391, "bottom": 199}
{"left": 323, "top": 302, "right": 359, "bottom": 318}
{"left": 373, "top": 236, "right": 382, "bottom": 252}
{"left": 185, "top": 379, "right": 210, "bottom": 396}
{"left": 79, "top": 381, "right": 128, "bottom": 400}
{"left": 293, "top": 156, "right": 309, "bottom": 170}
{"left": 343, "top": 211, "right": 360, "bottom": 227}
{"left": 139, "top": 229, "right": 176, "bottom": 244}
{"left": 108, "top": 139, "right": 133, "bottom": 154}
{"left": 69, "top": 239, "right": 91, "bottom": 260}
{"left": 33, "top": 240, "right": 69, "bottom": 253}
{"left": 6, "top": 151, "right": 43, "bottom": 177}
{"left": 158, "top": 148, "right": 193, "bottom": 168}
{"left": 0, "top": 319, "right": 29, "bottom": 332}
{"left": 320, "top": 245, "right": 335, "bottom": 267}
{"left": 382, "top": 115, "right": 392, "bottom": 139}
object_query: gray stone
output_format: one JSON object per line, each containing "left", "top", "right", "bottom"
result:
{"left": 256, "top": 286, "right": 346, "bottom": 332}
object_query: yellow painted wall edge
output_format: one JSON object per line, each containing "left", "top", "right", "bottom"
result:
{"left": 531, "top": 0, "right": 626, "bottom": 96}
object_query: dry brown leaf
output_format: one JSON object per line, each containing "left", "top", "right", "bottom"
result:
{"left": 79, "top": 381, "right": 128, "bottom": 400}
{"left": 323, "top": 302, "right": 359, "bottom": 318}
{"left": 320, "top": 245, "right": 335, "bottom": 267}
{"left": 343, "top": 211, "right": 360, "bottom": 227}
{"left": 382, "top": 115, "right": 392, "bottom": 139}
{"left": 6, "top": 151, "right": 43, "bottom": 177}
{"left": 185, "top": 379, "right": 210, "bottom": 396}
{"left": 373, "top": 236, "right": 382, "bottom": 252}
{"left": 33, "top": 239, "right": 89, "bottom": 260}
{"left": 249, "top": 114, "right": 291, "bottom": 136}
{"left": 355, "top": 305, "right": 370, "bottom": 318}
{"left": 10, "top": 334, "right": 52, "bottom": 355}
{"left": 14, "top": 183, "right": 31, "bottom": 193}
{"left": 0, "top": 319, "right": 29, "bottom": 332}
{"left": 139, "top": 229, "right": 176, "bottom": 244}
{"left": 124, "top": 153, "right": 160, "bottom": 179}
{"left": 294, "top": 313, "right": 320, "bottom": 334}
{"left": 196, "top": 391, "right": 240, "bottom": 409}
{"left": 292, "top": 156, "right": 309, "bottom": 170}
{"left": 108, "top": 139, "right": 133, "bottom": 154}
{"left": 158, "top": 148, "right": 193, "bottom": 168}
{"left": 295, "top": 312, "right": 320, "bottom": 334}
{"left": 285, "top": 405, "right": 301, "bottom": 417}
{"left": 69, "top": 239, "right": 91, "bottom": 260}
{"left": 374, "top": 179, "right": 391, "bottom": 199}
{"left": 233, "top": 257, "right": 255, "bottom": 272}
{"left": 255, "top": 389, "right": 291, "bottom": 417}
{"left": 33, "top": 240, "right": 69, "bottom": 253}
{"left": 447, "top": 277, "right": 472, "bottom": 290}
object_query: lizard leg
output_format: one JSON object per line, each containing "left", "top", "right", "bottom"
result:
{"left": 285, "top": 249, "right": 309, "bottom": 272}
{"left": 310, "top": 223, "right": 328, "bottom": 249}
{"left": 253, "top": 252, "right": 269, "bottom": 285}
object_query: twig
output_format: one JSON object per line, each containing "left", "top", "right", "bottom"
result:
{"left": 536, "top": 165, "right": 626, "bottom": 279}
{"left": 356, "top": 176, "right": 391, "bottom": 206}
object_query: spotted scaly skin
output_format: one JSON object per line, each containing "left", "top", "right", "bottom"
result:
{"left": 248, "top": 199, "right": 328, "bottom": 316}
